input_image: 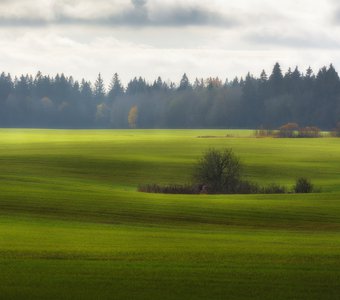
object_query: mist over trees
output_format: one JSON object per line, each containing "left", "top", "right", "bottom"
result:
{"left": 0, "top": 63, "right": 340, "bottom": 129}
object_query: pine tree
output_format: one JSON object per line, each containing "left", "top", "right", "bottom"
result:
{"left": 269, "top": 62, "right": 283, "bottom": 95}
{"left": 178, "top": 73, "right": 192, "bottom": 91}
{"left": 80, "top": 79, "right": 93, "bottom": 100}
{"left": 306, "top": 66, "right": 314, "bottom": 79}
{"left": 193, "top": 78, "right": 204, "bottom": 90}
{"left": 152, "top": 76, "right": 164, "bottom": 91}
{"left": 260, "top": 70, "right": 268, "bottom": 83}
{"left": 108, "top": 73, "right": 124, "bottom": 102}
{"left": 94, "top": 73, "right": 105, "bottom": 104}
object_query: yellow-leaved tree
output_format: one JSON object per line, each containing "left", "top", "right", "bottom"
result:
{"left": 128, "top": 105, "right": 138, "bottom": 128}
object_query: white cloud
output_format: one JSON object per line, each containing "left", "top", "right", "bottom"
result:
{"left": 0, "top": 0, "right": 338, "bottom": 83}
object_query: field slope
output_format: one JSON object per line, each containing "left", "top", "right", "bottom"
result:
{"left": 1, "top": 129, "right": 340, "bottom": 300}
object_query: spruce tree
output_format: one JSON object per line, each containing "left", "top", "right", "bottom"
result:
{"left": 108, "top": 73, "right": 124, "bottom": 102}
{"left": 94, "top": 73, "right": 105, "bottom": 104}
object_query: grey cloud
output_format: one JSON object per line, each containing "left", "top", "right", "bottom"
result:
{"left": 333, "top": 8, "right": 340, "bottom": 24}
{"left": 0, "top": 0, "right": 237, "bottom": 28}
{"left": 152, "top": 6, "right": 235, "bottom": 27}
{"left": 327, "top": 0, "right": 340, "bottom": 25}
{"left": 101, "top": 4, "right": 236, "bottom": 27}
{"left": 0, "top": 18, "right": 48, "bottom": 27}
{"left": 245, "top": 30, "right": 340, "bottom": 49}
{"left": 131, "top": 0, "right": 147, "bottom": 8}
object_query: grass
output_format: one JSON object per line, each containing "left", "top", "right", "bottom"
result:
{"left": 1, "top": 129, "right": 340, "bottom": 299}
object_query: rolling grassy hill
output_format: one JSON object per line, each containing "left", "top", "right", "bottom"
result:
{"left": 1, "top": 129, "right": 340, "bottom": 299}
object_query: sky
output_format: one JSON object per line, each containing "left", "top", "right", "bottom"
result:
{"left": 0, "top": 0, "right": 339, "bottom": 85}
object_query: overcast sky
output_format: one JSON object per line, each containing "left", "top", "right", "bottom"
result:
{"left": 0, "top": 0, "right": 339, "bottom": 84}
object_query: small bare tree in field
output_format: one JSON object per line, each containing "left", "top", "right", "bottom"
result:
{"left": 193, "top": 148, "right": 242, "bottom": 194}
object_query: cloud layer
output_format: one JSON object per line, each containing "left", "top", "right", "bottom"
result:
{"left": 0, "top": 0, "right": 237, "bottom": 28}
{"left": 0, "top": 0, "right": 339, "bottom": 84}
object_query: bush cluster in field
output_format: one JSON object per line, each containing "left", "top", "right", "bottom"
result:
{"left": 139, "top": 148, "right": 315, "bottom": 195}
{"left": 138, "top": 184, "right": 199, "bottom": 195}
{"left": 256, "top": 122, "right": 340, "bottom": 138}
{"left": 255, "top": 123, "right": 322, "bottom": 138}
{"left": 138, "top": 180, "right": 312, "bottom": 195}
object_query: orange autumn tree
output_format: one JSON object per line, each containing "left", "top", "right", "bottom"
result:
{"left": 128, "top": 105, "right": 138, "bottom": 128}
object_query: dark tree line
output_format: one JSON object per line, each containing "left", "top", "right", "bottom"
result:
{"left": 0, "top": 63, "right": 340, "bottom": 129}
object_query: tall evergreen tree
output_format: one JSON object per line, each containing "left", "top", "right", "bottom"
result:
{"left": 178, "top": 73, "right": 192, "bottom": 91}
{"left": 269, "top": 62, "right": 284, "bottom": 95}
{"left": 260, "top": 70, "right": 268, "bottom": 83}
{"left": 193, "top": 78, "right": 204, "bottom": 90}
{"left": 306, "top": 66, "right": 314, "bottom": 79}
{"left": 0, "top": 72, "right": 13, "bottom": 103}
{"left": 80, "top": 80, "right": 93, "bottom": 100}
{"left": 94, "top": 73, "right": 105, "bottom": 104}
{"left": 152, "top": 76, "right": 164, "bottom": 91}
{"left": 108, "top": 73, "right": 124, "bottom": 102}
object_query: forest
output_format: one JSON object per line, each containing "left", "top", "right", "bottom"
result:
{"left": 0, "top": 63, "right": 339, "bottom": 129}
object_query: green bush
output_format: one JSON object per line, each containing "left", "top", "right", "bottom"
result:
{"left": 294, "top": 178, "right": 314, "bottom": 193}
{"left": 139, "top": 149, "right": 316, "bottom": 196}
{"left": 278, "top": 123, "right": 299, "bottom": 138}
{"left": 261, "top": 184, "right": 287, "bottom": 194}
{"left": 236, "top": 180, "right": 260, "bottom": 194}
{"left": 193, "top": 148, "right": 242, "bottom": 194}
{"left": 138, "top": 184, "right": 198, "bottom": 194}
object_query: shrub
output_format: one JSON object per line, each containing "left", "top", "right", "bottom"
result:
{"left": 278, "top": 123, "right": 299, "bottom": 138}
{"left": 298, "top": 126, "right": 321, "bottom": 138}
{"left": 255, "top": 126, "right": 275, "bottom": 138}
{"left": 261, "top": 184, "right": 287, "bottom": 194}
{"left": 138, "top": 184, "right": 198, "bottom": 194}
{"left": 138, "top": 149, "right": 317, "bottom": 196}
{"left": 236, "top": 180, "right": 260, "bottom": 194}
{"left": 332, "top": 122, "right": 340, "bottom": 137}
{"left": 294, "top": 178, "right": 314, "bottom": 193}
{"left": 193, "top": 148, "right": 242, "bottom": 194}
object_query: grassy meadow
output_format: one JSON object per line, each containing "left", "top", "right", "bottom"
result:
{"left": 1, "top": 129, "right": 340, "bottom": 299}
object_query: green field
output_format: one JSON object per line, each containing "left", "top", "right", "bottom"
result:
{"left": 1, "top": 129, "right": 340, "bottom": 300}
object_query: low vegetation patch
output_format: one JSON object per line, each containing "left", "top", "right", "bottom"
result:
{"left": 139, "top": 148, "right": 316, "bottom": 195}
{"left": 294, "top": 177, "right": 314, "bottom": 193}
{"left": 138, "top": 184, "right": 199, "bottom": 194}
{"left": 254, "top": 127, "right": 275, "bottom": 138}
{"left": 330, "top": 122, "right": 340, "bottom": 137}
{"left": 255, "top": 123, "right": 321, "bottom": 138}
{"left": 235, "top": 181, "right": 288, "bottom": 195}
